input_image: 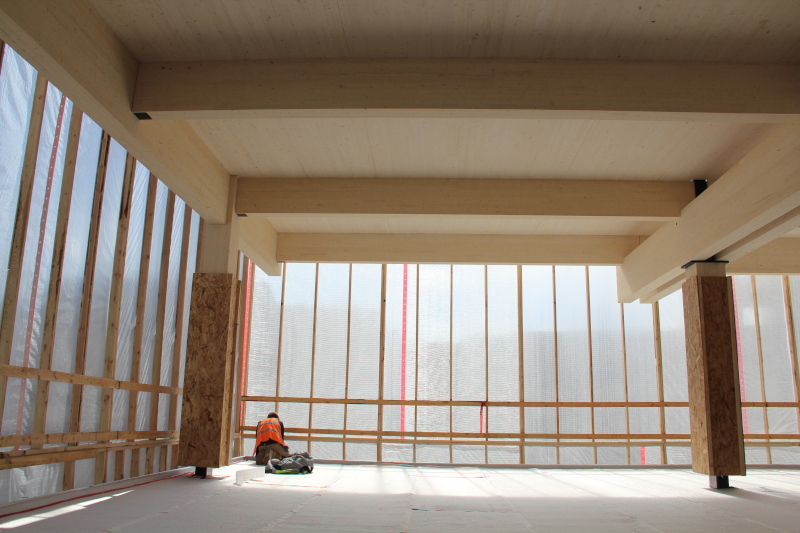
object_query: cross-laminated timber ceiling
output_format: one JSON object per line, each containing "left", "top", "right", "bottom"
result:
{"left": 89, "top": 0, "right": 800, "bottom": 63}
{"left": 4, "top": 0, "right": 799, "bottom": 294}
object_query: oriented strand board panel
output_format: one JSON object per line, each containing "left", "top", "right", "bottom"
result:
{"left": 90, "top": 0, "right": 800, "bottom": 62}
{"left": 179, "top": 273, "right": 238, "bottom": 468}
{"left": 682, "top": 274, "right": 745, "bottom": 477}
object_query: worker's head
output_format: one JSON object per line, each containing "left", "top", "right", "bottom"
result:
{"left": 268, "top": 412, "right": 279, "bottom": 419}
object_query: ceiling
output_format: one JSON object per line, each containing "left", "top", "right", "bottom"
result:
{"left": 90, "top": 1, "right": 800, "bottom": 63}
{"left": 82, "top": 0, "right": 800, "bottom": 247}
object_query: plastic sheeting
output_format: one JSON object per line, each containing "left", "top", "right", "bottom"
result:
{"left": 310, "top": 263, "right": 349, "bottom": 459}
{"left": 382, "top": 264, "right": 417, "bottom": 438}
{"left": 0, "top": 45, "right": 198, "bottom": 504}
{"left": 4, "top": 83, "right": 73, "bottom": 440}
{"left": 732, "top": 276, "right": 766, "bottom": 435}
{"left": 0, "top": 47, "right": 36, "bottom": 310}
{"left": 243, "top": 264, "right": 800, "bottom": 467}
{"left": 79, "top": 139, "right": 126, "bottom": 433}
{"left": 46, "top": 115, "right": 103, "bottom": 437}
{"left": 245, "top": 264, "right": 282, "bottom": 427}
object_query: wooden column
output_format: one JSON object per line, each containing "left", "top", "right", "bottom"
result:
{"left": 682, "top": 262, "right": 745, "bottom": 483}
{"left": 178, "top": 273, "right": 239, "bottom": 468}
{"left": 178, "top": 176, "right": 241, "bottom": 470}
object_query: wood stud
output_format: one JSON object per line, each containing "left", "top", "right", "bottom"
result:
{"left": 31, "top": 107, "right": 84, "bottom": 447}
{"left": 0, "top": 74, "right": 49, "bottom": 422}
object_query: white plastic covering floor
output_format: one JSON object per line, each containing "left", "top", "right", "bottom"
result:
{"left": 1, "top": 464, "right": 800, "bottom": 532}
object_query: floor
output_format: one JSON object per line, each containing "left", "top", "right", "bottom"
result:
{"left": 1, "top": 464, "right": 799, "bottom": 532}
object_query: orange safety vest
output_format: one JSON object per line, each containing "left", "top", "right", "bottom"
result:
{"left": 253, "top": 417, "right": 286, "bottom": 455}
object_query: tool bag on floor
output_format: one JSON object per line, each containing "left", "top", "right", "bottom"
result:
{"left": 267, "top": 452, "right": 314, "bottom": 474}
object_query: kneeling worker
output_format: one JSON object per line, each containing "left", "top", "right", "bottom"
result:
{"left": 254, "top": 412, "right": 290, "bottom": 465}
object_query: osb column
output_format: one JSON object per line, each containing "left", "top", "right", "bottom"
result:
{"left": 178, "top": 177, "right": 240, "bottom": 471}
{"left": 682, "top": 261, "right": 745, "bottom": 488}
{"left": 178, "top": 274, "right": 238, "bottom": 468}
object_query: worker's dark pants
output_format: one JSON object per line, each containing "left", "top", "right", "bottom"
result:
{"left": 255, "top": 442, "right": 289, "bottom": 464}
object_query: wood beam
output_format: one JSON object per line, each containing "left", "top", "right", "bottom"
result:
{"left": 278, "top": 233, "right": 640, "bottom": 265}
{"left": 238, "top": 217, "right": 280, "bottom": 276}
{"left": 236, "top": 178, "right": 694, "bottom": 220}
{"left": 617, "top": 123, "right": 800, "bottom": 303}
{"left": 0, "top": 0, "right": 230, "bottom": 223}
{"left": 639, "top": 236, "right": 800, "bottom": 303}
{"left": 727, "top": 238, "right": 800, "bottom": 275}
{"left": 133, "top": 58, "right": 800, "bottom": 122}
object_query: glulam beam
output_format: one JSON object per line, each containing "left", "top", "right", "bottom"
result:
{"left": 133, "top": 58, "right": 800, "bottom": 121}
{"left": 617, "top": 123, "right": 800, "bottom": 303}
{"left": 236, "top": 178, "right": 695, "bottom": 220}
{"left": 277, "top": 233, "right": 640, "bottom": 265}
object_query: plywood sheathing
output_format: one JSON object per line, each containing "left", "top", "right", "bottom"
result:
{"left": 682, "top": 267, "right": 745, "bottom": 477}
{"left": 178, "top": 273, "right": 238, "bottom": 468}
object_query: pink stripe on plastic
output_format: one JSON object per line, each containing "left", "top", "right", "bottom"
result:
{"left": 14, "top": 93, "right": 67, "bottom": 446}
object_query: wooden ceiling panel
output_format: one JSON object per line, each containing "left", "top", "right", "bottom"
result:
{"left": 189, "top": 118, "right": 777, "bottom": 181}
{"left": 90, "top": 0, "right": 800, "bottom": 62}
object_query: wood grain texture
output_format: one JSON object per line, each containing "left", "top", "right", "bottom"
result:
{"left": 683, "top": 274, "right": 745, "bottom": 476}
{"left": 236, "top": 178, "right": 694, "bottom": 220}
{"left": 0, "top": 74, "right": 48, "bottom": 423}
{"left": 135, "top": 59, "right": 800, "bottom": 122}
{"left": 278, "top": 233, "right": 640, "bottom": 265}
{"left": 178, "top": 273, "right": 238, "bottom": 468}
{"left": 91, "top": 0, "right": 800, "bottom": 64}
{"left": 619, "top": 123, "right": 800, "bottom": 302}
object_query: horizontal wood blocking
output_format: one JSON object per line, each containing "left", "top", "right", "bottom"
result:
{"left": 0, "top": 430, "right": 178, "bottom": 448}
{"left": 241, "top": 427, "right": 800, "bottom": 442}
{"left": 617, "top": 123, "right": 800, "bottom": 302}
{"left": 0, "top": 364, "right": 182, "bottom": 395}
{"left": 241, "top": 434, "right": 798, "bottom": 448}
{"left": 277, "top": 233, "right": 641, "bottom": 265}
{"left": 133, "top": 59, "right": 800, "bottom": 121}
{"left": 243, "top": 396, "right": 796, "bottom": 409}
{"left": 236, "top": 178, "right": 694, "bottom": 220}
{"left": 0, "top": 438, "right": 178, "bottom": 470}
{"left": 242, "top": 396, "right": 690, "bottom": 408}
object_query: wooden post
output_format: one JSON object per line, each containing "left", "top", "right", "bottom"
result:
{"left": 585, "top": 267, "right": 597, "bottom": 464}
{"left": 274, "top": 264, "right": 287, "bottom": 414}
{"left": 448, "top": 265, "right": 453, "bottom": 464}
{"left": 307, "top": 263, "right": 320, "bottom": 454}
{"left": 783, "top": 277, "right": 800, "bottom": 435}
{"left": 653, "top": 301, "right": 668, "bottom": 464}
{"left": 484, "top": 265, "right": 489, "bottom": 463}
{"left": 96, "top": 152, "right": 137, "bottom": 485}
{"left": 751, "top": 276, "right": 771, "bottom": 464}
{"left": 621, "top": 303, "right": 631, "bottom": 464}
{"left": 517, "top": 265, "right": 526, "bottom": 464}
{"left": 239, "top": 261, "right": 255, "bottom": 453}
{"left": 378, "top": 264, "right": 387, "bottom": 462}
{"left": 128, "top": 174, "right": 158, "bottom": 478}
{"left": 413, "top": 265, "right": 419, "bottom": 463}
{"left": 178, "top": 273, "right": 239, "bottom": 468}
{"left": 31, "top": 106, "right": 83, "bottom": 446}
{"left": 232, "top": 256, "right": 250, "bottom": 457}
{"left": 169, "top": 204, "right": 192, "bottom": 469}
{"left": 147, "top": 190, "right": 175, "bottom": 473}
{"left": 343, "top": 264, "right": 352, "bottom": 460}
{"left": 63, "top": 132, "right": 111, "bottom": 491}
{"left": 552, "top": 266, "right": 560, "bottom": 464}
{"left": 0, "top": 75, "right": 48, "bottom": 423}
{"left": 683, "top": 262, "right": 745, "bottom": 479}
